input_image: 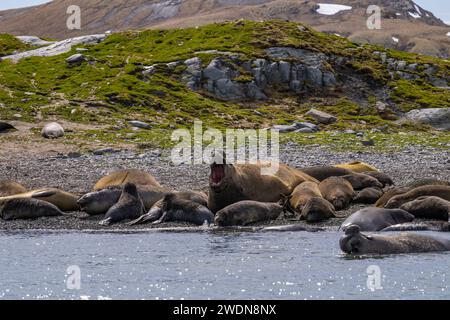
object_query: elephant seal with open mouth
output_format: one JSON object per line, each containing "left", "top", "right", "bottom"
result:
{"left": 318, "top": 177, "right": 355, "bottom": 210}
{"left": 214, "top": 200, "right": 284, "bottom": 227}
{"left": 207, "top": 155, "right": 318, "bottom": 213}
{"left": 340, "top": 224, "right": 450, "bottom": 255}
{"left": 385, "top": 185, "right": 450, "bottom": 209}
{"left": 99, "top": 183, "right": 145, "bottom": 225}
{"left": 0, "top": 188, "right": 79, "bottom": 211}
{"left": 152, "top": 193, "right": 214, "bottom": 226}
{"left": 0, "top": 198, "right": 63, "bottom": 220}
{"left": 340, "top": 207, "right": 414, "bottom": 232}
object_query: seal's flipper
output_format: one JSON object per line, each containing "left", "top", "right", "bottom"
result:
{"left": 31, "top": 190, "right": 57, "bottom": 199}
{"left": 99, "top": 218, "right": 112, "bottom": 226}
{"left": 152, "top": 211, "right": 168, "bottom": 225}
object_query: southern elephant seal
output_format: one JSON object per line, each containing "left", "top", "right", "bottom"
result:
{"left": 385, "top": 185, "right": 450, "bottom": 209}
{"left": 214, "top": 200, "right": 284, "bottom": 227}
{"left": 0, "top": 188, "right": 79, "bottom": 211}
{"left": 362, "top": 171, "right": 394, "bottom": 187}
{"left": 400, "top": 196, "right": 450, "bottom": 221}
{"left": 152, "top": 193, "right": 214, "bottom": 226}
{"left": 340, "top": 207, "right": 414, "bottom": 232}
{"left": 286, "top": 181, "right": 322, "bottom": 214}
{"left": 94, "top": 169, "right": 161, "bottom": 190}
{"left": 261, "top": 224, "right": 324, "bottom": 232}
{"left": 99, "top": 183, "right": 145, "bottom": 225}
{"left": 318, "top": 177, "right": 355, "bottom": 210}
{"left": 208, "top": 158, "right": 318, "bottom": 213}
{"left": 341, "top": 173, "right": 383, "bottom": 190}
{"left": 78, "top": 184, "right": 170, "bottom": 215}
{"left": 41, "top": 122, "right": 64, "bottom": 139}
{"left": 406, "top": 179, "right": 450, "bottom": 189}
{"left": 354, "top": 187, "right": 384, "bottom": 204}
{"left": 0, "top": 198, "right": 63, "bottom": 220}
{"left": 334, "top": 161, "right": 378, "bottom": 173}
{"left": 375, "top": 187, "right": 410, "bottom": 208}
{"left": 128, "top": 191, "right": 208, "bottom": 225}
{"left": 299, "top": 166, "right": 352, "bottom": 181}
{"left": 340, "top": 224, "right": 450, "bottom": 255}
{"left": 381, "top": 222, "right": 450, "bottom": 232}
{"left": 301, "top": 197, "right": 336, "bottom": 223}
{"left": 0, "top": 180, "right": 27, "bottom": 196}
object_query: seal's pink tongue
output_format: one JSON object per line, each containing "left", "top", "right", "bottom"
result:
{"left": 211, "top": 165, "right": 224, "bottom": 184}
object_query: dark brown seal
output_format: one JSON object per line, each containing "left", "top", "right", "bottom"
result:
{"left": 354, "top": 187, "right": 384, "bottom": 204}
{"left": 400, "top": 196, "right": 450, "bottom": 221}
{"left": 385, "top": 185, "right": 450, "bottom": 209}
{"left": 0, "top": 198, "right": 63, "bottom": 220}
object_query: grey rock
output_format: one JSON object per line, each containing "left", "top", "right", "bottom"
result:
{"left": 142, "top": 65, "right": 156, "bottom": 76}
{"left": 214, "top": 78, "right": 246, "bottom": 100}
{"left": 128, "top": 121, "right": 152, "bottom": 130}
{"left": 295, "top": 122, "right": 319, "bottom": 131}
{"left": 295, "top": 128, "right": 316, "bottom": 133}
{"left": 42, "top": 122, "right": 64, "bottom": 139}
{"left": 93, "top": 148, "right": 117, "bottom": 155}
{"left": 66, "top": 54, "right": 85, "bottom": 64}
{"left": 306, "top": 108, "right": 337, "bottom": 124}
{"left": 306, "top": 66, "right": 323, "bottom": 87}
{"left": 16, "top": 36, "right": 54, "bottom": 47}
{"left": 405, "top": 108, "right": 450, "bottom": 130}
{"left": 362, "top": 140, "right": 375, "bottom": 146}
{"left": 278, "top": 61, "right": 291, "bottom": 83}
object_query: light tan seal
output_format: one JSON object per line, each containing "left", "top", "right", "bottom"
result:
{"left": 214, "top": 200, "right": 284, "bottom": 227}
{"left": 286, "top": 181, "right": 322, "bottom": 214}
{"left": 208, "top": 157, "right": 318, "bottom": 213}
{"left": 385, "top": 185, "right": 450, "bottom": 209}
{"left": 94, "top": 169, "right": 161, "bottom": 190}
{"left": 318, "top": 177, "right": 355, "bottom": 210}
{"left": 300, "top": 197, "right": 336, "bottom": 222}
{"left": 0, "top": 188, "right": 79, "bottom": 211}
{"left": 334, "top": 161, "right": 378, "bottom": 173}
{"left": 0, "top": 180, "right": 27, "bottom": 197}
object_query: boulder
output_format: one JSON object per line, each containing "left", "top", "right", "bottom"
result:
{"left": 405, "top": 108, "right": 450, "bottom": 130}
{"left": 128, "top": 121, "right": 152, "bottom": 130}
{"left": 66, "top": 54, "right": 85, "bottom": 64}
{"left": 42, "top": 122, "right": 64, "bottom": 139}
{"left": 0, "top": 121, "right": 16, "bottom": 133}
{"left": 306, "top": 108, "right": 337, "bottom": 124}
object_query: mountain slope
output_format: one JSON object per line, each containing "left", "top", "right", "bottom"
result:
{"left": 0, "top": 0, "right": 449, "bottom": 57}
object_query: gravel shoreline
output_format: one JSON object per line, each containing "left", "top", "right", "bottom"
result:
{"left": 0, "top": 143, "right": 449, "bottom": 231}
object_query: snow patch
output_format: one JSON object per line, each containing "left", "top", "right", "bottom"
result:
{"left": 392, "top": 37, "right": 399, "bottom": 43}
{"left": 316, "top": 4, "right": 352, "bottom": 15}
{"left": 414, "top": 4, "right": 422, "bottom": 15}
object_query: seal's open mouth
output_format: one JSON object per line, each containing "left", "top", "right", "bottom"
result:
{"left": 210, "top": 164, "right": 225, "bottom": 187}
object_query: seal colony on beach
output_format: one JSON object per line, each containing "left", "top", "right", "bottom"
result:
{"left": 2, "top": 162, "right": 450, "bottom": 255}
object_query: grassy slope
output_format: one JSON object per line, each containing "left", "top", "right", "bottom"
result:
{"left": 0, "top": 34, "right": 31, "bottom": 56}
{"left": 0, "top": 20, "right": 448, "bottom": 150}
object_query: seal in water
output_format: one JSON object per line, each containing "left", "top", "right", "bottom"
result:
{"left": 214, "top": 200, "right": 284, "bottom": 227}
{"left": 299, "top": 166, "right": 352, "bottom": 181}
{"left": 362, "top": 171, "right": 394, "bottom": 187}
{"left": 286, "top": 181, "right": 322, "bottom": 215}
{"left": 334, "top": 161, "right": 378, "bottom": 173}
{"left": 340, "top": 224, "right": 450, "bottom": 255}
{"left": 0, "top": 180, "right": 27, "bottom": 197}
{"left": 99, "top": 183, "right": 145, "bottom": 225}
{"left": 381, "top": 221, "right": 450, "bottom": 232}
{"left": 128, "top": 191, "right": 208, "bottom": 225}
{"left": 341, "top": 173, "right": 383, "bottom": 190}
{"left": 207, "top": 154, "right": 318, "bottom": 213}
{"left": 0, "top": 188, "right": 79, "bottom": 211}
{"left": 41, "top": 122, "right": 64, "bottom": 139}
{"left": 78, "top": 184, "right": 170, "bottom": 215}
{"left": 0, "top": 198, "right": 63, "bottom": 220}
{"left": 353, "top": 187, "right": 384, "bottom": 204}
{"left": 301, "top": 197, "right": 336, "bottom": 223}
{"left": 375, "top": 187, "right": 410, "bottom": 208}
{"left": 152, "top": 193, "right": 214, "bottom": 225}
{"left": 94, "top": 169, "right": 161, "bottom": 190}
{"left": 385, "top": 185, "right": 450, "bottom": 209}
{"left": 318, "top": 177, "right": 355, "bottom": 210}
{"left": 340, "top": 207, "right": 414, "bottom": 232}
{"left": 400, "top": 196, "right": 450, "bottom": 221}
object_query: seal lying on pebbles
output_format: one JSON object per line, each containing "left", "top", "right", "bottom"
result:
{"left": 94, "top": 169, "right": 161, "bottom": 190}
{"left": 300, "top": 197, "right": 335, "bottom": 222}
{"left": 354, "top": 187, "right": 384, "bottom": 204}
{"left": 362, "top": 171, "right": 394, "bottom": 187}
{"left": 261, "top": 224, "right": 324, "bottom": 232}
{"left": 152, "top": 193, "right": 214, "bottom": 225}
{"left": 385, "top": 185, "right": 450, "bottom": 209}
{"left": 400, "top": 196, "right": 450, "bottom": 221}
{"left": 381, "top": 221, "right": 450, "bottom": 232}
{"left": 286, "top": 181, "right": 322, "bottom": 214}
{"left": 128, "top": 191, "right": 208, "bottom": 225}
{"left": 299, "top": 166, "right": 352, "bottom": 181}
{"left": 340, "top": 207, "right": 414, "bottom": 232}
{"left": 0, "top": 198, "right": 63, "bottom": 220}
{"left": 341, "top": 173, "right": 383, "bottom": 190}
{"left": 99, "top": 183, "right": 145, "bottom": 225}
{"left": 77, "top": 184, "right": 170, "bottom": 215}
{"left": 318, "top": 177, "right": 355, "bottom": 210}
{"left": 406, "top": 179, "right": 450, "bottom": 189}
{"left": 0, "top": 180, "right": 27, "bottom": 197}
{"left": 207, "top": 156, "right": 318, "bottom": 213}
{"left": 375, "top": 187, "right": 410, "bottom": 208}
{"left": 214, "top": 200, "right": 284, "bottom": 227}
{"left": 334, "top": 161, "right": 378, "bottom": 173}
{"left": 340, "top": 224, "right": 450, "bottom": 255}
{"left": 41, "top": 122, "right": 64, "bottom": 139}
{"left": 0, "top": 188, "right": 79, "bottom": 211}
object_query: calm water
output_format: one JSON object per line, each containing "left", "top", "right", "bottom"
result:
{"left": 0, "top": 229, "right": 450, "bottom": 300}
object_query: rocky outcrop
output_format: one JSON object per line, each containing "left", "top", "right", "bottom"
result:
{"left": 1, "top": 34, "right": 107, "bottom": 62}
{"left": 178, "top": 47, "right": 337, "bottom": 101}
{"left": 306, "top": 108, "right": 337, "bottom": 124}
{"left": 16, "top": 36, "right": 54, "bottom": 47}
{"left": 405, "top": 108, "right": 450, "bottom": 130}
